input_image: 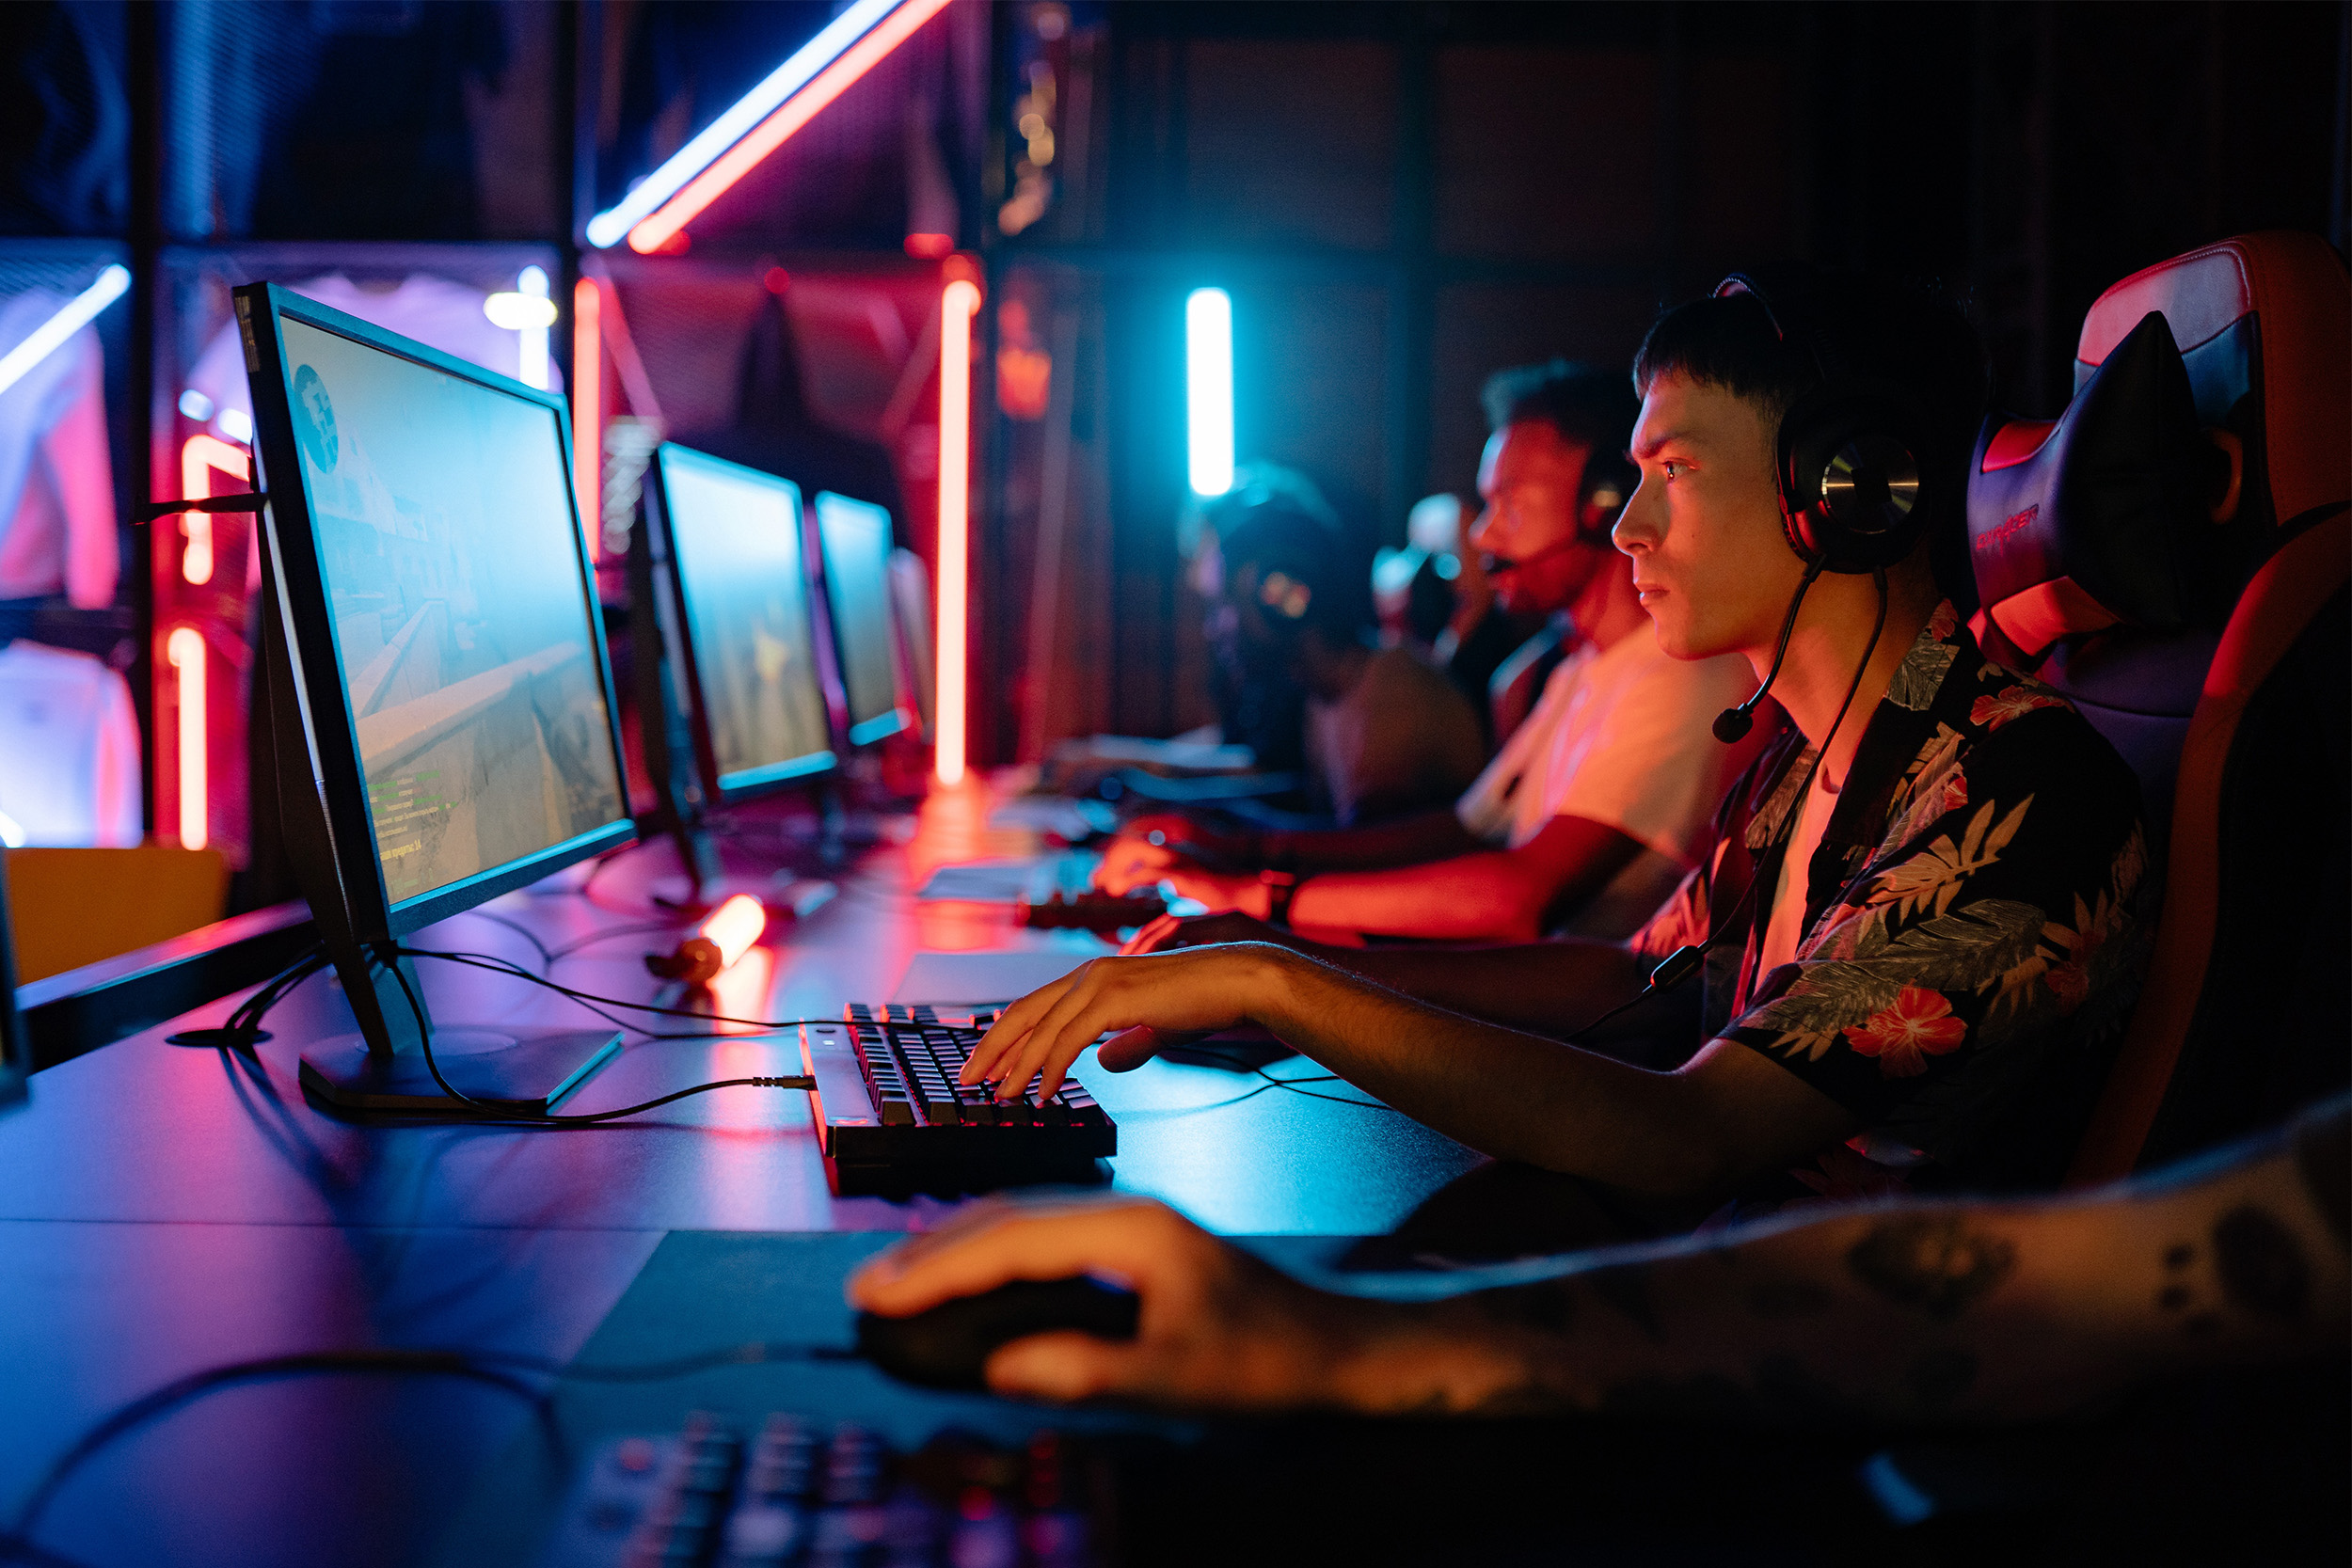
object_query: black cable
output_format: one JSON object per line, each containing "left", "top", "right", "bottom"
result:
{"left": 6, "top": 1340, "right": 857, "bottom": 1550}
{"left": 1168, "top": 1046, "right": 1402, "bottom": 1112}
{"left": 394, "top": 946, "right": 975, "bottom": 1037}
{"left": 454, "top": 908, "right": 557, "bottom": 968}
{"left": 382, "top": 958, "right": 812, "bottom": 1126}
{"left": 1565, "top": 567, "right": 1892, "bottom": 1047}
{"left": 546, "top": 921, "right": 690, "bottom": 961}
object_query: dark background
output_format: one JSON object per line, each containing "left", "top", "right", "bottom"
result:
{"left": 0, "top": 0, "right": 2343, "bottom": 774}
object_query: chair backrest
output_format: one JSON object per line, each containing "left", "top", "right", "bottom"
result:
{"left": 1975, "top": 231, "right": 2352, "bottom": 1183}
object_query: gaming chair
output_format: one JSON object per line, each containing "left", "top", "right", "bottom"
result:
{"left": 1964, "top": 231, "right": 2349, "bottom": 1183}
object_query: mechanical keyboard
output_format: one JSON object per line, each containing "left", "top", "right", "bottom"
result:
{"left": 798, "top": 1005, "right": 1115, "bottom": 1194}
{"left": 538, "top": 1412, "right": 1101, "bottom": 1567}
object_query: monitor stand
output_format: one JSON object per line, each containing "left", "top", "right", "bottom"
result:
{"left": 253, "top": 520, "right": 623, "bottom": 1117}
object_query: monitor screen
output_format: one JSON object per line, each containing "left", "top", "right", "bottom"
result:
{"left": 278, "top": 314, "right": 628, "bottom": 910}
{"left": 813, "top": 491, "right": 908, "bottom": 746}
{"left": 652, "top": 445, "right": 834, "bottom": 794}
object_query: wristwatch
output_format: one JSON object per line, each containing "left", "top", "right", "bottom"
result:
{"left": 1259, "top": 868, "right": 1307, "bottom": 926}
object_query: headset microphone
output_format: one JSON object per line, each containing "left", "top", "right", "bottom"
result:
{"left": 1713, "top": 559, "right": 1823, "bottom": 744}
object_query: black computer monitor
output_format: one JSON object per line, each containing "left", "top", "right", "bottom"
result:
{"left": 238, "top": 282, "right": 635, "bottom": 1112}
{"left": 634, "top": 443, "right": 839, "bottom": 906}
{"left": 813, "top": 491, "right": 913, "bottom": 749}
{"left": 0, "top": 853, "right": 27, "bottom": 1115}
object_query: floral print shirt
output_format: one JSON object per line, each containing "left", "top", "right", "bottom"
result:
{"left": 1630, "top": 601, "right": 2153, "bottom": 1194}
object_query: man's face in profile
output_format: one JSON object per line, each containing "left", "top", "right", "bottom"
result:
{"left": 1468, "top": 421, "right": 1602, "bottom": 618}
{"left": 1615, "top": 372, "right": 1802, "bottom": 663}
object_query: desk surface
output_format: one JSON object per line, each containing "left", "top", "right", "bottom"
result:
{"left": 0, "top": 786, "right": 1484, "bottom": 1567}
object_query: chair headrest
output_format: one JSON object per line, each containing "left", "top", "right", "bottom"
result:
{"left": 2078, "top": 231, "right": 2349, "bottom": 534}
{"left": 1968, "top": 313, "right": 2228, "bottom": 661}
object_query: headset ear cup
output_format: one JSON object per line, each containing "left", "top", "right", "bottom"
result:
{"left": 1776, "top": 388, "right": 1931, "bottom": 573}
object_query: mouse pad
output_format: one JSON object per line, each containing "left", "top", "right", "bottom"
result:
{"left": 418, "top": 1230, "right": 1190, "bottom": 1567}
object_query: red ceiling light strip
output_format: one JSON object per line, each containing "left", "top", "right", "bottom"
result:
{"left": 625, "top": 0, "right": 953, "bottom": 255}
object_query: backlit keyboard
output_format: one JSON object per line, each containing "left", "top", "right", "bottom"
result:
{"left": 539, "top": 1412, "right": 1101, "bottom": 1566}
{"left": 797, "top": 1006, "right": 1116, "bottom": 1194}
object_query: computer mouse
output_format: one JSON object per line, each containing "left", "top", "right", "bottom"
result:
{"left": 854, "top": 1276, "right": 1142, "bottom": 1391}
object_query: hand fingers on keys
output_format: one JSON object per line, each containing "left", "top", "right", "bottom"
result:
{"left": 976, "top": 951, "right": 1264, "bottom": 1101}
{"left": 960, "top": 970, "right": 1082, "bottom": 1089}
{"left": 1120, "top": 913, "right": 1187, "bottom": 955}
{"left": 1093, "top": 842, "right": 1179, "bottom": 895}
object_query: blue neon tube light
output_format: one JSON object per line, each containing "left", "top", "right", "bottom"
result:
{"left": 1185, "top": 288, "right": 1233, "bottom": 498}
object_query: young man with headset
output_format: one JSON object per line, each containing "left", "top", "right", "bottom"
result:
{"left": 958, "top": 270, "right": 2153, "bottom": 1216}
{"left": 1095, "top": 363, "right": 1760, "bottom": 944}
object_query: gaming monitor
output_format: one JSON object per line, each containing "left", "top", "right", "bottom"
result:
{"left": 238, "top": 282, "right": 633, "bottom": 1110}
{"left": 813, "top": 490, "right": 912, "bottom": 748}
{"left": 644, "top": 443, "right": 835, "bottom": 801}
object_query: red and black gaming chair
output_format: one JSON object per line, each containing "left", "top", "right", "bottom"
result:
{"left": 1963, "top": 231, "right": 2350, "bottom": 1183}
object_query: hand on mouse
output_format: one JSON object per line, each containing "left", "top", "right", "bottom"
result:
{"left": 1121, "top": 910, "right": 1308, "bottom": 957}
{"left": 847, "top": 1196, "right": 1412, "bottom": 1410}
{"left": 955, "top": 943, "right": 1297, "bottom": 1101}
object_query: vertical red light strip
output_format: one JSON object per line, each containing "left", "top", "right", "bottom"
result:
{"left": 934, "top": 277, "right": 980, "bottom": 786}
{"left": 166, "top": 626, "right": 206, "bottom": 849}
{"left": 179, "top": 434, "right": 246, "bottom": 585}
{"left": 572, "top": 277, "right": 603, "bottom": 562}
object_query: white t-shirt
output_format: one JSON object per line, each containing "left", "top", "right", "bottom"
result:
{"left": 1455, "top": 624, "right": 1756, "bottom": 937}
{"left": 0, "top": 641, "right": 140, "bottom": 847}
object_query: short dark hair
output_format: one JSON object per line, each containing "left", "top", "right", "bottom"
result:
{"left": 1630, "top": 273, "right": 1989, "bottom": 606}
{"left": 1216, "top": 495, "right": 1361, "bottom": 639}
{"left": 1480, "top": 360, "right": 1636, "bottom": 458}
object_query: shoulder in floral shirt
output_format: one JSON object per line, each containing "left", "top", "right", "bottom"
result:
{"left": 1630, "top": 601, "right": 2153, "bottom": 1194}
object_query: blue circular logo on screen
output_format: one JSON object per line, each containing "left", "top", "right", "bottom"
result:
{"left": 293, "top": 364, "right": 341, "bottom": 471}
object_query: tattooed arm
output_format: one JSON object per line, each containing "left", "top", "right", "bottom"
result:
{"left": 849, "top": 1100, "right": 2351, "bottom": 1421}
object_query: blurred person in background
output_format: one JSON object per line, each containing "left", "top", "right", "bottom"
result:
{"left": 1100, "top": 362, "right": 1756, "bottom": 943}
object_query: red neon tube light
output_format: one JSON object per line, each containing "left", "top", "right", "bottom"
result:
{"left": 179, "top": 434, "right": 246, "bottom": 586}
{"left": 572, "top": 277, "right": 603, "bottom": 562}
{"left": 934, "top": 277, "right": 979, "bottom": 786}
{"left": 167, "top": 626, "right": 207, "bottom": 850}
{"left": 625, "top": 0, "right": 952, "bottom": 254}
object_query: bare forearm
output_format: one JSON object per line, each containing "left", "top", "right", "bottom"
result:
{"left": 1320, "top": 1122, "right": 2352, "bottom": 1423}
{"left": 1268, "top": 809, "right": 1484, "bottom": 873}
{"left": 1287, "top": 853, "right": 1558, "bottom": 943}
{"left": 1248, "top": 953, "right": 1726, "bottom": 1187}
{"left": 1304, "top": 938, "right": 1649, "bottom": 1039}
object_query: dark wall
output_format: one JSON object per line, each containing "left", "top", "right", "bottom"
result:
{"left": 1039, "top": 0, "right": 2348, "bottom": 744}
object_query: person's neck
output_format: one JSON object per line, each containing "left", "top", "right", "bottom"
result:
{"left": 1762, "top": 572, "right": 1940, "bottom": 787}
{"left": 1295, "top": 635, "right": 1374, "bottom": 702}
{"left": 1565, "top": 551, "right": 1648, "bottom": 654}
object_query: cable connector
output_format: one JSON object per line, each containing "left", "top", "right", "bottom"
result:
{"left": 1645, "top": 943, "right": 1706, "bottom": 995}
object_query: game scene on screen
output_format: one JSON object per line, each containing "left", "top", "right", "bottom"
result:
{"left": 661, "top": 447, "right": 832, "bottom": 785}
{"left": 282, "top": 317, "right": 627, "bottom": 905}
{"left": 814, "top": 490, "right": 899, "bottom": 734}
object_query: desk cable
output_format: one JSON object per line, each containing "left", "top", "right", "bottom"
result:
{"left": 1, "top": 1339, "right": 864, "bottom": 1560}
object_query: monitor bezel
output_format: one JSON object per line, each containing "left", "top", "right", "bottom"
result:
{"left": 238, "top": 282, "right": 635, "bottom": 942}
{"left": 644, "top": 442, "right": 838, "bottom": 803}
{"left": 811, "top": 489, "right": 914, "bottom": 749}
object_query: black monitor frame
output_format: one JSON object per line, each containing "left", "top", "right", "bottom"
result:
{"left": 642, "top": 443, "right": 837, "bottom": 806}
{"left": 237, "top": 282, "right": 633, "bottom": 1109}
{"left": 240, "top": 283, "right": 635, "bottom": 940}
{"left": 811, "top": 489, "right": 914, "bottom": 751}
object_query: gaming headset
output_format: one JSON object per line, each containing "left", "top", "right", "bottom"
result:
{"left": 1709, "top": 271, "right": 1941, "bottom": 742}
